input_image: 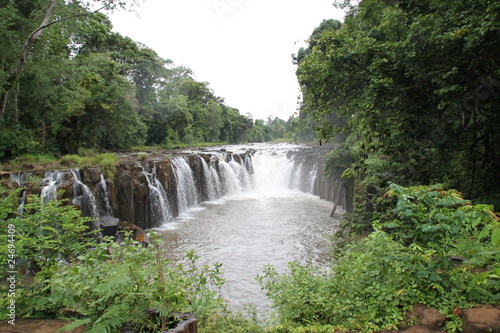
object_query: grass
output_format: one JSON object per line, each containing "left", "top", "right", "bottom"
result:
{"left": 58, "top": 153, "right": 118, "bottom": 178}
{"left": 10, "top": 153, "right": 58, "bottom": 166}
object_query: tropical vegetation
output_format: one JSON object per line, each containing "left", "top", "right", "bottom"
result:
{"left": 1, "top": 0, "right": 500, "bottom": 332}
{"left": 0, "top": 0, "right": 295, "bottom": 161}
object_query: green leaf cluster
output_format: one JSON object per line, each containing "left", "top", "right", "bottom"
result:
{"left": 0, "top": 187, "right": 226, "bottom": 332}
{"left": 259, "top": 184, "right": 500, "bottom": 332}
{"left": 296, "top": 0, "right": 500, "bottom": 216}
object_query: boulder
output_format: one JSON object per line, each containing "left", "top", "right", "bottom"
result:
{"left": 461, "top": 306, "right": 500, "bottom": 333}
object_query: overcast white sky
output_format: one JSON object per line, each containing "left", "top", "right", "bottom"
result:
{"left": 109, "top": 0, "right": 345, "bottom": 121}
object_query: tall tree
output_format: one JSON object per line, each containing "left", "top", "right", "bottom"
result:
{"left": 298, "top": 0, "right": 500, "bottom": 215}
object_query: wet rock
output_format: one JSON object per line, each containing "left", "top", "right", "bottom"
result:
{"left": 82, "top": 168, "right": 102, "bottom": 184}
{"left": 414, "top": 304, "right": 447, "bottom": 330}
{"left": 461, "top": 306, "right": 500, "bottom": 333}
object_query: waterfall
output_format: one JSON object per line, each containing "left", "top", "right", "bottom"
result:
{"left": 41, "top": 170, "right": 67, "bottom": 203}
{"left": 140, "top": 164, "right": 172, "bottom": 225}
{"left": 218, "top": 160, "right": 242, "bottom": 195}
{"left": 172, "top": 157, "right": 199, "bottom": 214}
{"left": 290, "top": 162, "right": 304, "bottom": 191}
{"left": 228, "top": 157, "right": 252, "bottom": 191}
{"left": 307, "top": 163, "right": 318, "bottom": 194}
{"left": 98, "top": 174, "right": 113, "bottom": 217}
{"left": 71, "top": 170, "right": 100, "bottom": 232}
{"left": 198, "top": 156, "right": 221, "bottom": 201}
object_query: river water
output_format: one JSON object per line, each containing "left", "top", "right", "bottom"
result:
{"left": 155, "top": 144, "right": 341, "bottom": 311}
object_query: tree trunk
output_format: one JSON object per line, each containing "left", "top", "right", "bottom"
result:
{"left": 0, "top": 0, "right": 57, "bottom": 120}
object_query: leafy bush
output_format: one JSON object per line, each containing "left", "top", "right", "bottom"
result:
{"left": 259, "top": 184, "right": 500, "bottom": 332}
{"left": 47, "top": 242, "right": 225, "bottom": 332}
{"left": 381, "top": 184, "right": 500, "bottom": 251}
{"left": 0, "top": 188, "right": 226, "bottom": 332}
{"left": 0, "top": 125, "right": 37, "bottom": 160}
{"left": 0, "top": 191, "right": 98, "bottom": 318}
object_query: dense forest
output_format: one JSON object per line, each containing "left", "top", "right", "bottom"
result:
{"left": 0, "top": 0, "right": 294, "bottom": 160}
{"left": 294, "top": 0, "right": 500, "bottom": 217}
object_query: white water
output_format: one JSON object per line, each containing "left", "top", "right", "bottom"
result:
{"left": 156, "top": 145, "right": 341, "bottom": 312}
{"left": 172, "top": 157, "right": 199, "bottom": 215}
{"left": 141, "top": 164, "right": 172, "bottom": 224}
{"left": 98, "top": 174, "right": 113, "bottom": 217}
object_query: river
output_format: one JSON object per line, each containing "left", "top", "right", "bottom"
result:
{"left": 154, "top": 144, "right": 342, "bottom": 312}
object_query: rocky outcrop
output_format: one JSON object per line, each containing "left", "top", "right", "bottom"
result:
{"left": 3, "top": 148, "right": 340, "bottom": 231}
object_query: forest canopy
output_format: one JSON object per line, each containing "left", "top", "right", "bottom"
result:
{"left": 295, "top": 0, "right": 500, "bottom": 212}
{"left": 0, "top": 0, "right": 293, "bottom": 159}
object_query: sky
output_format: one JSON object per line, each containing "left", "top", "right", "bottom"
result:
{"left": 109, "top": 0, "right": 345, "bottom": 121}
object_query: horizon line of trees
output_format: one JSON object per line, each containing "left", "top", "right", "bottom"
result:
{"left": 0, "top": 0, "right": 298, "bottom": 161}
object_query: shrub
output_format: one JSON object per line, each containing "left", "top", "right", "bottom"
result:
{"left": 47, "top": 245, "right": 225, "bottom": 332}
{"left": 58, "top": 154, "right": 82, "bottom": 167}
{"left": 259, "top": 184, "right": 500, "bottom": 332}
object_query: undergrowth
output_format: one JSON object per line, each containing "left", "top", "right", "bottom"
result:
{"left": 259, "top": 184, "right": 500, "bottom": 332}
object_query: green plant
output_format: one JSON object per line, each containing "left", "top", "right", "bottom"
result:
{"left": 0, "top": 191, "right": 98, "bottom": 319}
{"left": 382, "top": 184, "right": 500, "bottom": 252}
{"left": 45, "top": 241, "right": 225, "bottom": 332}
{"left": 259, "top": 184, "right": 500, "bottom": 332}
{"left": 58, "top": 154, "right": 83, "bottom": 167}
{"left": 200, "top": 306, "right": 266, "bottom": 333}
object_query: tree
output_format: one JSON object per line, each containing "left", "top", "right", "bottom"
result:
{"left": 298, "top": 0, "right": 500, "bottom": 220}
{"left": 0, "top": 0, "right": 137, "bottom": 120}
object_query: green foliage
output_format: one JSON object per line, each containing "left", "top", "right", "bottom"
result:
{"left": 0, "top": 193, "right": 97, "bottom": 277}
{"left": 200, "top": 307, "right": 266, "bottom": 333}
{"left": 0, "top": 190, "right": 98, "bottom": 319}
{"left": 0, "top": 187, "right": 226, "bottom": 332}
{"left": 259, "top": 184, "right": 500, "bottom": 332}
{"left": 0, "top": 125, "right": 37, "bottom": 160}
{"left": 58, "top": 153, "right": 117, "bottom": 178}
{"left": 382, "top": 184, "right": 500, "bottom": 251}
{"left": 10, "top": 154, "right": 57, "bottom": 166}
{"left": 43, "top": 242, "right": 225, "bottom": 332}
{"left": 297, "top": 0, "right": 500, "bottom": 219}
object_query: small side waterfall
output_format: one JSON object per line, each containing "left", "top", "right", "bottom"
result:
{"left": 198, "top": 156, "right": 221, "bottom": 201}
{"left": 307, "top": 163, "right": 318, "bottom": 194}
{"left": 97, "top": 174, "right": 113, "bottom": 217}
{"left": 172, "top": 157, "right": 199, "bottom": 215}
{"left": 140, "top": 164, "right": 172, "bottom": 225}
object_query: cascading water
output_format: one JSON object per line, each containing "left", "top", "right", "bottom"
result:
{"left": 71, "top": 170, "right": 101, "bottom": 232}
{"left": 198, "top": 156, "right": 221, "bottom": 201}
{"left": 171, "top": 157, "right": 199, "bottom": 215}
{"left": 217, "top": 160, "right": 242, "bottom": 195}
{"left": 97, "top": 174, "right": 113, "bottom": 217}
{"left": 228, "top": 156, "right": 252, "bottom": 191}
{"left": 160, "top": 144, "right": 340, "bottom": 313}
{"left": 41, "top": 170, "right": 67, "bottom": 203}
{"left": 140, "top": 164, "right": 172, "bottom": 225}
{"left": 307, "top": 163, "right": 318, "bottom": 194}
